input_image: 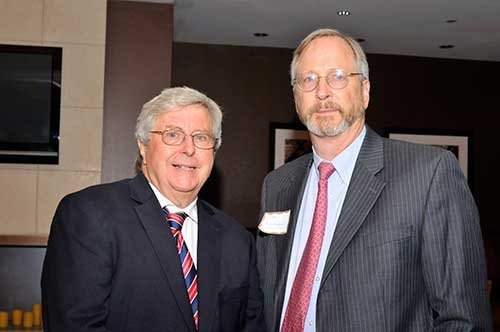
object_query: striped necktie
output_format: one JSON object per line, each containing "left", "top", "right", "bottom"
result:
{"left": 163, "top": 207, "right": 199, "bottom": 330}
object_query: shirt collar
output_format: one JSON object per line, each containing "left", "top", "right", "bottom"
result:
{"left": 312, "top": 125, "right": 366, "bottom": 185}
{"left": 148, "top": 182, "right": 199, "bottom": 223}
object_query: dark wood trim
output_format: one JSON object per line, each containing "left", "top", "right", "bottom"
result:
{"left": 102, "top": 1, "right": 173, "bottom": 183}
{"left": 0, "top": 235, "right": 47, "bottom": 246}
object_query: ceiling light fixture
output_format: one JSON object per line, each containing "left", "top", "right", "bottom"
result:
{"left": 337, "top": 10, "right": 351, "bottom": 16}
{"left": 253, "top": 33, "right": 268, "bottom": 37}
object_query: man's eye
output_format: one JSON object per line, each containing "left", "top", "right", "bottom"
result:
{"left": 331, "top": 71, "right": 346, "bottom": 81}
{"left": 165, "top": 131, "right": 180, "bottom": 139}
{"left": 303, "top": 75, "right": 316, "bottom": 83}
{"left": 194, "top": 134, "right": 209, "bottom": 142}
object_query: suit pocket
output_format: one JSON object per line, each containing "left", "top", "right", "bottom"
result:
{"left": 363, "top": 226, "right": 413, "bottom": 248}
{"left": 218, "top": 285, "right": 249, "bottom": 331}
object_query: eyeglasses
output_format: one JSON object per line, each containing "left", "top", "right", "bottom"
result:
{"left": 150, "top": 128, "right": 217, "bottom": 150}
{"left": 293, "top": 68, "right": 363, "bottom": 92}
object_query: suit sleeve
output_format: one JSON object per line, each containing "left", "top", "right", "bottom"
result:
{"left": 42, "top": 195, "right": 113, "bottom": 332}
{"left": 421, "top": 151, "right": 492, "bottom": 331}
{"left": 242, "top": 231, "right": 267, "bottom": 332}
{"left": 256, "top": 174, "right": 268, "bottom": 285}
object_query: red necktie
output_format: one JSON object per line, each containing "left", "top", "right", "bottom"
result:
{"left": 281, "top": 162, "right": 335, "bottom": 331}
{"left": 163, "top": 208, "right": 199, "bottom": 330}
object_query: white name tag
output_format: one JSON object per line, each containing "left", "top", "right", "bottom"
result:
{"left": 258, "top": 210, "right": 291, "bottom": 235}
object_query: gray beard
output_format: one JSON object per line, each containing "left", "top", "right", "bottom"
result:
{"left": 299, "top": 101, "right": 352, "bottom": 137}
{"left": 305, "top": 117, "right": 350, "bottom": 137}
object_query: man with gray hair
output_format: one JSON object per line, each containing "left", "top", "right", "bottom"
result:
{"left": 42, "top": 87, "right": 265, "bottom": 332}
{"left": 257, "top": 29, "right": 491, "bottom": 331}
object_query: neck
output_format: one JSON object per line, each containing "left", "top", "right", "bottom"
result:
{"left": 141, "top": 167, "right": 197, "bottom": 209}
{"left": 310, "top": 119, "right": 364, "bottom": 160}
{"left": 166, "top": 193, "right": 196, "bottom": 209}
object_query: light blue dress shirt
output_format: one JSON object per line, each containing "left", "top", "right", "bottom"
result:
{"left": 280, "top": 126, "right": 366, "bottom": 331}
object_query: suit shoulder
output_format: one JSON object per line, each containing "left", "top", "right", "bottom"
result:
{"left": 199, "top": 200, "right": 251, "bottom": 236}
{"left": 264, "top": 153, "right": 312, "bottom": 184}
{"left": 382, "top": 136, "right": 459, "bottom": 173}
{"left": 59, "top": 177, "right": 131, "bottom": 210}
{"left": 49, "top": 178, "right": 134, "bottom": 235}
{"left": 384, "top": 136, "right": 451, "bottom": 159}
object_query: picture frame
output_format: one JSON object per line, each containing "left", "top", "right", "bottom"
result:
{"left": 269, "top": 122, "right": 311, "bottom": 170}
{"left": 385, "top": 128, "right": 471, "bottom": 180}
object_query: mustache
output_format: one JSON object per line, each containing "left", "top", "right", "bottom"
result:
{"left": 307, "top": 101, "right": 343, "bottom": 114}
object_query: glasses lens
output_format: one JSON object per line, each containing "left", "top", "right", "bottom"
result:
{"left": 162, "top": 130, "right": 184, "bottom": 145}
{"left": 297, "top": 72, "right": 318, "bottom": 91}
{"left": 326, "top": 69, "right": 348, "bottom": 89}
{"left": 193, "top": 133, "right": 215, "bottom": 149}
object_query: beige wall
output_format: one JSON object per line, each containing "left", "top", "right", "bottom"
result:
{"left": 0, "top": 0, "right": 106, "bottom": 235}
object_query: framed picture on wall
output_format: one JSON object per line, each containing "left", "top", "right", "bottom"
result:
{"left": 269, "top": 122, "right": 311, "bottom": 170}
{"left": 385, "top": 128, "right": 471, "bottom": 180}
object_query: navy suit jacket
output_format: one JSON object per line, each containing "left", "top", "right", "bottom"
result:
{"left": 42, "top": 172, "right": 265, "bottom": 332}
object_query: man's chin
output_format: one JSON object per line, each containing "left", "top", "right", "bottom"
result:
{"left": 307, "top": 120, "right": 350, "bottom": 137}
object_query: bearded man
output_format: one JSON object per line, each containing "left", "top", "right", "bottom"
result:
{"left": 256, "top": 28, "right": 491, "bottom": 332}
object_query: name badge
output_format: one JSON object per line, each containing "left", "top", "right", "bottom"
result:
{"left": 258, "top": 210, "right": 291, "bottom": 235}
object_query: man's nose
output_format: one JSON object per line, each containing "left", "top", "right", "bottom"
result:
{"left": 315, "top": 77, "right": 331, "bottom": 100}
{"left": 180, "top": 136, "right": 196, "bottom": 156}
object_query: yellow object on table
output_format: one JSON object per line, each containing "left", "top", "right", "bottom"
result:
{"left": 0, "top": 311, "right": 8, "bottom": 328}
{"left": 23, "top": 311, "right": 33, "bottom": 328}
{"left": 32, "top": 304, "right": 42, "bottom": 327}
{"left": 11, "top": 309, "right": 22, "bottom": 327}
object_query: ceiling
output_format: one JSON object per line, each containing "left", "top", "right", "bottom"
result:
{"left": 129, "top": 0, "right": 500, "bottom": 62}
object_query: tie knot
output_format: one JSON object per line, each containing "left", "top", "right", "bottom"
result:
{"left": 162, "top": 207, "right": 187, "bottom": 230}
{"left": 318, "top": 162, "right": 335, "bottom": 181}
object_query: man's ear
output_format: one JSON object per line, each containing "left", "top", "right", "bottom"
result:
{"left": 362, "top": 79, "right": 370, "bottom": 110}
{"left": 137, "top": 140, "right": 147, "bottom": 164}
{"left": 293, "top": 88, "right": 301, "bottom": 116}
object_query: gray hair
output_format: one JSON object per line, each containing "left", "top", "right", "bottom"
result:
{"left": 135, "top": 86, "right": 223, "bottom": 148}
{"left": 134, "top": 87, "right": 223, "bottom": 173}
{"left": 290, "top": 28, "right": 369, "bottom": 85}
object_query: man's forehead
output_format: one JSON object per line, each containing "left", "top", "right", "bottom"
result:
{"left": 297, "top": 37, "right": 356, "bottom": 70}
{"left": 155, "top": 106, "right": 211, "bottom": 130}
{"left": 304, "top": 37, "right": 353, "bottom": 56}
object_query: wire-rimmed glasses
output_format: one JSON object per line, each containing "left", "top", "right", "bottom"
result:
{"left": 150, "top": 128, "right": 217, "bottom": 150}
{"left": 293, "top": 68, "right": 363, "bottom": 91}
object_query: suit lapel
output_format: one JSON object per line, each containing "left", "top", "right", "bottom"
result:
{"left": 197, "top": 200, "right": 222, "bottom": 332}
{"left": 130, "top": 173, "right": 197, "bottom": 331}
{"left": 321, "top": 128, "right": 386, "bottom": 288}
{"left": 272, "top": 155, "right": 312, "bottom": 331}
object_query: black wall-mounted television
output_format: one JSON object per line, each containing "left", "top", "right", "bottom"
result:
{"left": 0, "top": 44, "right": 62, "bottom": 164}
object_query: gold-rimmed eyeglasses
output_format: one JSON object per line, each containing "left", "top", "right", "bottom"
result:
{"left": 293, "top": 68, "right": 363, "bottom": 92}
{"left": 150, "top": 129, "right": 217, "bottom": 150}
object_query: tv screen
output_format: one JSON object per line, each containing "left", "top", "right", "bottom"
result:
{"left": 0, "top": 44, "right": 61, "bottom": 164}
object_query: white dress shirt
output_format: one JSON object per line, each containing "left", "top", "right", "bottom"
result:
{"left": 149, "top": 183, "right": 199, "bottom": 268}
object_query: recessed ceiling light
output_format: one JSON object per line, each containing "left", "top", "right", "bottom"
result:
{"left": 253, "top": 33, "right": 268, "bottom": 37}
{"left": 337, "top": 10, "right": 351, "bottom": 16}
{"left": 439, "top": 44, "right": 455, "bottom": 49}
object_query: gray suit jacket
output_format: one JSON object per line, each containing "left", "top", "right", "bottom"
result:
{"left": 257, "top": 127, "right": 491, "bottom": 331}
